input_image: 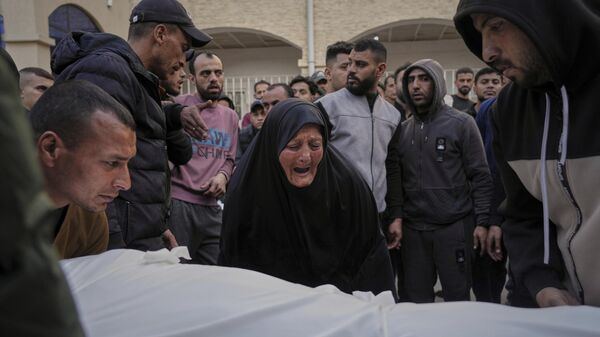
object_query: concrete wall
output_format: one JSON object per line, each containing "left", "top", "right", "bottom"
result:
{"left": 0, "top": 0, "right": 133, "bottom": 71}
{"left": 0, "top": 0, "right": 484, "bottom": 97}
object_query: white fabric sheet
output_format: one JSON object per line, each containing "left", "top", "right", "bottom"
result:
{"left": 61, "top": 249, "right": 600, "bottom": 337}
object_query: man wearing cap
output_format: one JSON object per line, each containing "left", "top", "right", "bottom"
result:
{"left": 51, "top": 0, "right": 212, "bottom": 251}
{"left": 310, "top": 71, "right": 328, "bottom": 93}
{"left": 238, "top": 100, "right": 266, "bottom": 157}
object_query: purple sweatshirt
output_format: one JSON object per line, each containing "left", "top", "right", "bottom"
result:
{"left": 171, "top": 94, "right": 239, "bottom": 206}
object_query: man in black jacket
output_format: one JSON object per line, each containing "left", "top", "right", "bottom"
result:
{"left": 238, "top": 100, "right": 266, "bottom": 158}
{"left": 398, "top": 59, "right": 492, "bottom": 303}
{"left": 51, "top": 0, "right": 212, "bottom": 251}
{"left": 455, "top": 0, "right": 600, "bottom": 307}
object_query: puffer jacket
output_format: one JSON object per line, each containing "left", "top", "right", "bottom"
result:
{"left": 52, "top": 32, "right": 190, "bottom": 250}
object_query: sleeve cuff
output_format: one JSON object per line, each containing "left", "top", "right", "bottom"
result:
{"left": 523, "top": 267, "right": 565, "bottom": 299}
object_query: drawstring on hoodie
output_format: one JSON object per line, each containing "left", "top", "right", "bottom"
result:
{"left": 540, "top": 86, "right": 569, "bottom": 264}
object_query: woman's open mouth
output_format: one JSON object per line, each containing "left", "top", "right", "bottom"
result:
{"left": 293, "top": 167, "right": 310, "bottom": 174}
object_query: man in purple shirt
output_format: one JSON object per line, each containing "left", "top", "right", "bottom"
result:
{"left": 171, "top": 51, "right": 239, "bottom": 264}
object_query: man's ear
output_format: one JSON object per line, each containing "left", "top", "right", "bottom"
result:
{"left": 324, "top": 67, "right": 332, "bottom": 81}
{"left": 376, "top": 63, "right": 387, "bottom": 79}
{"left": 153, "top": 24, "right": 168, "bottom": 45}
{"left": 38, "top": 131, "right": 65, "bottom": 168}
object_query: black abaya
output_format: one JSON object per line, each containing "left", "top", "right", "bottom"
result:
{"left": 221, "top": 98, "right": 395, "bottom": 296}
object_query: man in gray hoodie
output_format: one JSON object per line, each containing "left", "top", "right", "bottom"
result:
{"left": 398, "top": 59, "right": 493, "bottom": 302}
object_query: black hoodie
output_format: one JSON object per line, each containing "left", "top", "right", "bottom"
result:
{"left": 221, "top": 99, "right": 395, "bottom": 296}
{"left": 455, "top": 0, "right": 600, "bottom": 306}
{"left": 52, "top": 32, "right": 191, "bottom": 250}
{"left": 399, "top": 59, "right": 492, "bottom": 229}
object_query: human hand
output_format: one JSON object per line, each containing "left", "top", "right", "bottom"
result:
{"left": 180, "top": 101, "right": 213, "bottom": 140}
{"left": 200, "top": 172, "right": 227, "bottom": 198}
{"left": 536, "top": 287, "right": 579, "bottom": 307}
{"left": 473, "top": 225, "right": 488, "bottom": 256}
{"left": 162, "top": 229, "right": 178, "bottom": 250}
{"left": 387, "top": 218, "right": 402, "bottom": 249}
{"left": 486, "top": 225, "right": 503, "bottom": 261}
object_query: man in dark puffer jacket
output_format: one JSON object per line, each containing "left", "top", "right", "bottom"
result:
{"left": 52, "top": 0, "right": 212, "bottom": 251}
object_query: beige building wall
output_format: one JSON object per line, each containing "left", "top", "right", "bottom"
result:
{"left": 0, "top": 0, "right": 133, "bottom": 71}
{"left": 0, "top": 0, "right": 484, "bottom": 109}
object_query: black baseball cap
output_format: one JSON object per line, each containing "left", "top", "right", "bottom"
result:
{"left": 130, "top": 0, "right": 212, "bottom": 47}
{"left": 250, "top": 100, "right": 264, "bottom": 112}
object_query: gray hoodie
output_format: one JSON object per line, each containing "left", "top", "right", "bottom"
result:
{"left": 399, "top": 59, "right": 492, "bottom": 228}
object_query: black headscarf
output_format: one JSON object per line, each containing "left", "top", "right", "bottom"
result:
{"left": 221, "top": 98, "right": 395, "bottom": 295}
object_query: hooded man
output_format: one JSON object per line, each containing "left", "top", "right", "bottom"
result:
{"left": 51, "top": 0, "right": 212, "bottom": 251}
{"left": 455, "top": 0, "right": 600, "bottom": 308}
{"left": 398, "top": 59, "right": 493, "bottom": 303}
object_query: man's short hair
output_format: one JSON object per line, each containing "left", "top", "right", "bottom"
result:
{"left": 253, "top": 80, "right": 270, "bottom": 93}
{"left": 187, "top": 50, "right": 217, "bottom": 76}
{"left": 289, "top": 75, "right": 318, "bottom": 95}
{"left": 393, "top": 62, "right": 411, "bottom": 84}
{"left": 455, "top": 67, "right": 474, "bottom": 79}
{"left": 474, "top": 67, "right": 500, "bottom": 83}
{"left": 326, "top": 41, "right": 354, "bottom": 65}
{"left": 267, "top": 83, "right": 294, "bottom": 98}
{"left": 30, "top": 80, "right": 135, "bottom": 148}
{"left": 127, "top": 22, "right": 179, "bottom": 42}
{"left": 19, "top": 67, "right": 54, "bottom": 81}
{"left": 352, "top": 38, "right": 387, "bottom": 63}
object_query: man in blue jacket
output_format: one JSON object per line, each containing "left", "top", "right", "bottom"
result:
{"left": 52, "top": 0, "right": 212, "bottom": 251}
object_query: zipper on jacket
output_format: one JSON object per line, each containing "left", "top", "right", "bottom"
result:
{"left": 418, "top": 121, "right": 424, "bottom": 190}
{"left": 554, "top": 98, "right": 584, "bottom": 303}
{"left": 556, "top": 158, "right": 585, "bottom": 303}
{"left": 370, "top": 114, "right": 375, "bottom": 189}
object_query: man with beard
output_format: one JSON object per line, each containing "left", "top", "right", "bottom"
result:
{"left": 448, "top": 67, "right": 476, "bottom": 114}
{"left": 171, "top": 51, "right": 239, "bottom": 264}
{"left": 393, "top": 62, "right": 411, "bottom": 121}
{"left": 159, "top": 54, "right": 187, "bottom": 102}
{"left": 469, "top": 67, "right": 502, "bottom": 117}
{"left": 324, "top": 41, "right": 353, "bottom": 94}
{"left": 470, "top": 67, "right": 507, "bottom": 303}
{"left": 455, "top": 0, "right": 600, "bottom": 308}
{"left": 398, "top": 59, "right": 492, "bottom": 303}
{"left": 51, "top": 0, "right": 212, "bottom": 251}
{"left": 316, "top": 38, "right": 403, "bottom": 266}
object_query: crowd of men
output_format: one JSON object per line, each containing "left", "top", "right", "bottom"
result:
{"left": 2, "top": 1, "right": 599, "bottom": 333}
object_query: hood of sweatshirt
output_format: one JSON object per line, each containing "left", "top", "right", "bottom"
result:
{"left": 454, "top": 0, "right": 600, "bottom": 91}
{"left": 402, "top": 59, "right": 447, "bottom": 119}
